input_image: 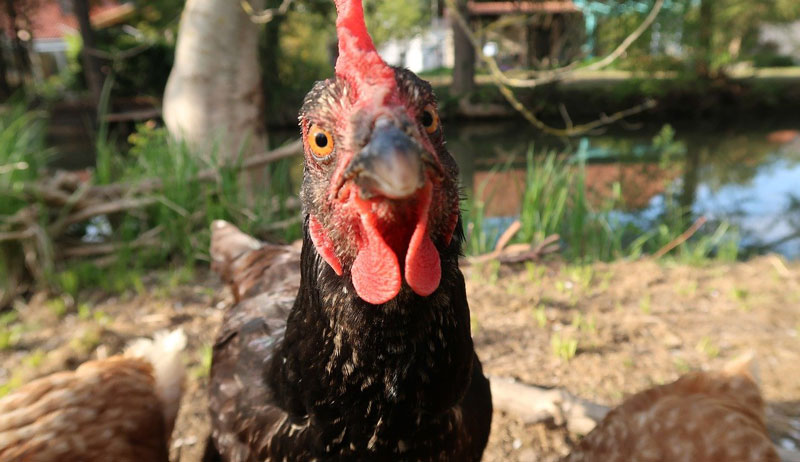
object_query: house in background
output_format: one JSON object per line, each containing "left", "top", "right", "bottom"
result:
{"left": 760, "top": 21, "right": 800, "bottom": 64}
{"left": 466, "top": 1, "right": 583, "bottom": 69}
{"left": 380, "top": 0, "right": 583, "bottom": 73}
{"left": 380, "top": 17, "right": 454, "bottom": 73}
{"left": 0, "top": 0, "right": 133, "bottom": 84}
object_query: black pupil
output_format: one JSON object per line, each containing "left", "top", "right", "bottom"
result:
{"left": 315, "top": 132, "right": 328, "bottom": 148}
{"left": 422, "top": 110, "right": 434, "bottom": 127}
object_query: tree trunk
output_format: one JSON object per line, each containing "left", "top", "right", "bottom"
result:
{"left": 696, "top": 0, "right": 714, "bottom": 78}
{"left": 73, "top": 0, "right": 103, "bottom": 102}
{"left": 163, "top": 0, "right": 267, "bottom": 168}
{"left": 4, "top": 0, "right": 30, "bottom": 85}
{"left": 260, "top": 2, "right": 283, "bottom": 118}
{"left": 451, "top": 0, "right": 475, "bottom": 94}
{"left": 0, "top": 28, "right": 11, "bottom": 98}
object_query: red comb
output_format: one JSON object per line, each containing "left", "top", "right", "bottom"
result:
{"left": 333, "top": 0, "right": 395, "bottom": 98}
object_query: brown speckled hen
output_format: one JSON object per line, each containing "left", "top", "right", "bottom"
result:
{"left": 203, "top": 0, "right": 492, "bottom": 460}
{"left": 0, "top": 330, "right": 186, "bottom": 462}
{"left": 564, "top": 355, "right": 779, "bottom": 462}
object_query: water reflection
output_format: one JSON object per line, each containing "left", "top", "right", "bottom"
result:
{"left": 446, "top": 121, "right": 800, "bottom": 259}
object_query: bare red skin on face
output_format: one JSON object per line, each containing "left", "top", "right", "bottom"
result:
{"left": 309, "top": 215, "right": 343, "bottom": 276}
{"left": 311, "top": 180, "right": 442, "bottom": 305}
{"left": 403, "top": 182, "right": 441, "bottom": 297}
{"left": 332, "top": 0, "right": 396, "bottom": 94}
{"left": 327, "top": 0, "right": 399, "bottom": 206}
{"left": 305, "top": 0, "right": 448, "bottom": 304}
{"left": 350, "top": 195, "right": 404, "bottom": 305}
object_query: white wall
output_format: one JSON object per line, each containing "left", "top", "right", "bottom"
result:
{"left": 379, "top": 19, "right": 454, "bottom": 73}
{"left": 760, "top": 21, "right": 800, "bottom": 60}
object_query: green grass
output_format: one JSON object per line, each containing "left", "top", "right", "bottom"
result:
{"left": 695, "top": 336, "right": 720, "bottom": 359}
{"left": 551, "top": 332, "right": 579, "bottom": 362}
{"left": 1, "top": 109, "right": 301, "bottom": 299}
{"left": 532, "top": 304, "right": 547, "bottom": 328}
{"left": 191, "top": 343, "right": 214, "bottom": 380}
{"left": 638, "top": 293, "right": 652, "bottom": 314}
{"left": 463, "top": 144, "right": 741, "bottom": 264}
{"left": 0, "top": 104, "right": 51, "bottom": 303}
{"left": 2, "top": 98, "right": 742, "bottom": 309}
{"left": 0, "top": 104, "right": 49, "bottom": 217}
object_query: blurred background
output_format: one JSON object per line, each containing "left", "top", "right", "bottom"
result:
{"left": 0, "top": 1, "right": 799, "bottom": 461}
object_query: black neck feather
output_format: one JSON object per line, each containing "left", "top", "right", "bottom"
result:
{"left": 270, "top": 217, "right": 474, "bottom": 435}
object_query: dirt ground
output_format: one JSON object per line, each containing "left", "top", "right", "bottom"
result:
{"left": 1, "top": 255, "right": 799, "bottom": 461}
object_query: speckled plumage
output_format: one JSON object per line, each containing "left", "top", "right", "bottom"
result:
{"left": 563, "top": 358, "right": 778, "bottom": 462}
{"left": 207, "top": 0, "right": 490, "bottom": 455}
{"left": 0, "top": 344, "right": 185, "bottom": 462}
{"left": 206, "top": 214, "right": 490, "bottom": 461}
{"left": 205, "top": 57, "right": 490, "bottom": 460}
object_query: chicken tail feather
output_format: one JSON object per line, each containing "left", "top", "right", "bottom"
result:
{"left": 125, "top": 329, "right": 187, "bottom": 437}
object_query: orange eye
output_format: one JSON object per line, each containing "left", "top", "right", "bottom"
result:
{"left": 421, "top": 104, "right": 439, "bottom": 134}
{"left": 308, "top": 125, "right": 334, "bottom": 159}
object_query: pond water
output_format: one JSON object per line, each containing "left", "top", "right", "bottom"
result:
{"left": 440, "top": 120, "right": 800, "bottom": 259}
{"left": 56, "top": 115, "right": 799, "bottom": 260}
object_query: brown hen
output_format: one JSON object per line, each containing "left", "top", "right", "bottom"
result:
{"left": 0, "top": 329, "right": 186, "bottom": 462}
{"left": 564, "top": 355, "right": 779, "bottom": 462}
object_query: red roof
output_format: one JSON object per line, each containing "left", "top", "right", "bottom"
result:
{"left": 1, "top": 1, "right": 132, "bottom": 41}
{"left": 467, "top": 1, "right": 579, "bottom": 16}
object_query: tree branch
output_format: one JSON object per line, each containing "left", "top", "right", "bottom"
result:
{"left": 446, "top": 0, "right": 665, "bottom": 88}
{"left": 583, "top": 0, "right": 666, "bottom": 72}
{"left": 59, "top": 227, "right": 163, "bottom": 258}
{"left": 443, "top": 0, "right": 661, "bottom": 136}
{"left": 240, "top": 0, "right": 294, "bottom": 24}
{"left": 0, "top": 161, "right": 29, "bottom": 175}
{"left": 490, "top": 376, "right": 609, "bottom": 435}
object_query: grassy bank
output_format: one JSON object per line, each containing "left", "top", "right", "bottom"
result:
{"left": 1, "top": 103, "right": 740, "bottom": 309}
{"left": 0, "top": 105, "right": 301, "bottom": 305}
{"left": 464, "top": 142, "right": 739, "bottom": 264}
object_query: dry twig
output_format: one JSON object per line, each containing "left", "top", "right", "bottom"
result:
{"left": 490, "top": 376, "right": 609, "bottom": 435}
{"left": 0, "top": 140, "right": 305, "bottom": 298}
{"left": 464, "top": 233, "right": 560, "bottom": 266}
{"left": 653, "top": 216, "right": 707, "bottom": 259}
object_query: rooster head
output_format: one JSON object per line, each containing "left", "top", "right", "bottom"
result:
{"left": 298, "top": 0, "right": 460, "bottom": 305}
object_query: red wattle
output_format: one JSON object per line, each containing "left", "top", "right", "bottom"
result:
{"left": 309, "top": 215, "right": 343, "bottom": 276}
{"left": 405, "top": 183, "right": 441, "bottom": 296}
{"left": 351, "top": 208, "right": 402, "bottom": 305}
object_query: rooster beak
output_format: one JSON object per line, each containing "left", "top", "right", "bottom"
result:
{"left": 346, "top": 117, "right": 427, "bottom": 200}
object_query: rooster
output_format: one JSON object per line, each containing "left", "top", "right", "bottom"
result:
{"left": 0, "top": 329, "right": 186, "bottom": 462}
{"left": 204, "top": 0, "right": 492, "bottom": 460}
{"left": 563, "top": 354, "right": 780, "bottom": 462}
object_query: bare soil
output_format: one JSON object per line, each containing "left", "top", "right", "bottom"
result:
{"left": 2, "top": 256, "right": 799, "bottom": 461}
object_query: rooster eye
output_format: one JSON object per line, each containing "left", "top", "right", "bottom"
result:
{"left": 308, "top": 125, "right": 334, "bottom": 159}
{"left": 421, "top": 104, "right": 439, "bottom": 134}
